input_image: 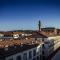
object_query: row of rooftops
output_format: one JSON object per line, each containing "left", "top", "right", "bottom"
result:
{"left": 0, "top": 39, "right": 41, "bottom": 58}
{"left": 0, "top": 39, "right": 41, "bottom": 48}
{"left": 0, "top": 27, "right": 60, "bottom": 58}
{"left": 0, "top": 31, "right": 45, "bottom": 58}
{"left": 0, "top": 30, "right": 60, "bottom": 49}
{"left": 0, "top": 27, "right": 60, "bottom": 49}
{"left": 0, "top": 27, "right": 60, "bottom": 35}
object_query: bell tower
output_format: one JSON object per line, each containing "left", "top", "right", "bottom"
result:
{"left": 38, "top": 20, "right": 41, "bottom": 31}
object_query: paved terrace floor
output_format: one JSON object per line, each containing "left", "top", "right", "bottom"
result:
{"left": 51, "top": 49, "right": 60, "bottom": 60}
{"left": 46, "top": 47, "right": 60, "bottom": 60}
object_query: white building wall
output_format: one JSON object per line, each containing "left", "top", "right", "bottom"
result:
{"left": 5, "top": 44, "right": 42, "bottom": 60}
{"left": 43, "top": 36, "right": 60, "bottom": 57}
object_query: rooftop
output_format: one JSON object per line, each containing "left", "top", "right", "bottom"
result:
{"left": 0, "top": 39, "right": 42, "bottom": 58}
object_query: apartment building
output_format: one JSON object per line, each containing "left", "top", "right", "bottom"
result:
{"left": 0, "top": 40, "right": 43, "bottom": 60}
{"left": 41, "top": 29, "right": 60, "bottom": 59}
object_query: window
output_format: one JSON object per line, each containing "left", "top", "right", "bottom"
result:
{"left": 33, "top": 58, "right": 36, "bottom": 60}
{"left": 9, "top": 58, "right": 13, "bottom": 60}
{"left": 42, "top": 44, "right": 45, "bottom": 48}
{"left": 33, "top": 49, "right": 36, "bottom": 56}
{"left": 37, "top": 56, "right": 39, "bottom": 60}
{"left": 29, "top": 51, "right": 32, "bottom": 59}
{"left": 23, "top": 53, "right": 27, "bottom": 60}
{"left": 40, "top": 55, "right": 42, "bottom": 60}
{"left": 42, "top": 51, "right": 44, "bottom": 55}
{"left": 16, "top": 55, "right": 21, "bottom": 60}
{"left": 37, "top": 51, "right": 39, "bottom": 55}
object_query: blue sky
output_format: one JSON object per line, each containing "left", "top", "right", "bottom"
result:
{"left": 0, "top": 0, "right": 60, "bottom": 31}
